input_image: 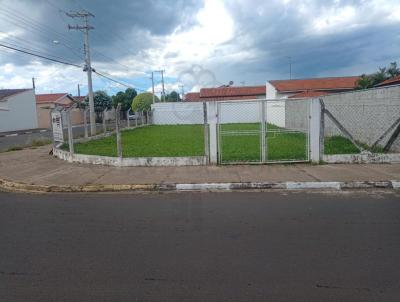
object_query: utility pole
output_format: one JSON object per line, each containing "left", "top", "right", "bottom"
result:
{"left": 287, "top": 56, "right": 292, "bottom": 80}
{"left": 160, "top": 70, "right": 165, "bottom": 102}
{"left": 32, "top": 77, "right": 35, "bottom": 90}
{"left": 77, "top": 84, "right": 80, "bottom": 97}
{"left": 151, "top": 72, "right": 155, "bottom": 104}
{"left": 67, "top": 10, "right": 96, "bottom": 135}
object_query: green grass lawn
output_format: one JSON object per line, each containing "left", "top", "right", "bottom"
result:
{"left": 66, "top": 124, "right": 364, "bottom": 162}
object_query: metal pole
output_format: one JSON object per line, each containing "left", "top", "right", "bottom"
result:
{"left": 161, "top": 70, "right": 165, "bottom": 102}
{"left": 203, "top": 102, "right": 210, "bottom": 164}
{"left": 261, "top": 100, "right": 266, "bottom": 162}
{"left": 116, "top": 104, "right": 122, "bottom": 158}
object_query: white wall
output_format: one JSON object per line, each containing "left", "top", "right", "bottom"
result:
{"left": 152, "top": 102, "right": 205, "bottom": 125}
{"left": 0, "top": 89, "right": 38, "bottom": 132}
{"left": 152, "top": 100, "right": 286, "bottom": 127}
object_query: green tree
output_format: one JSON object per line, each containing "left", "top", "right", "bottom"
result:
{"left": 356, "top": 74, "right": 374, "bottom": 89}
{"left": 131, "top": 92, "right": 159, "bottom": 112}
{"left": 387, "top": 62, "right": 400, "bottom": 78}
{"left": 165, "top": 90, "right": 181, "bottom": 102}
{"left": 85, "top": 90, "right": 112, "bottom": 112}
{"left": 112, "top": 88, "right": 137, "bottom": 111}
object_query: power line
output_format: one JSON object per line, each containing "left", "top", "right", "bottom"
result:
{"left": 93, "top": 70, "right": 146, "bottom": 91}
{"left": 0, "top": 43, "right": 82, "bottom": 67}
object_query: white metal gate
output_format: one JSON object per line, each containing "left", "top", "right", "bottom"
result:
{"left": 217, "top": 99, "right": 311, "bottom": 164}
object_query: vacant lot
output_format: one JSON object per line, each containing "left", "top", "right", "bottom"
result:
{"left": 66, "top": 124, "right": 359, "bottom": 162}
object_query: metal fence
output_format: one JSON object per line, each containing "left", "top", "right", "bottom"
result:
{"left": 53, "top": 105, "right": 153, "bottom": 157}
{"left": 217, "top": 99, "right": 310, "bottom": 164}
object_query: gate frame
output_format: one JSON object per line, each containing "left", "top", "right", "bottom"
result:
{"left": 215, "top": 98, "right": 314, "bottom": 165}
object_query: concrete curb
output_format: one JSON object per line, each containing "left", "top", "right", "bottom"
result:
{"left": 0, "top": 178, "right": 399, "bottom": 193}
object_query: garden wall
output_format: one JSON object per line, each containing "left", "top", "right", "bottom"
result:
{"left": 151, "top": 100, "right": 286, "bottom": 127}
{"left": 285, "top": 85, "right": 400, "bottom": 152}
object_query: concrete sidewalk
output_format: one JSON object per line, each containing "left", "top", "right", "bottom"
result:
{"left": 0, "top": 146, "right": 399, "bottom": 190}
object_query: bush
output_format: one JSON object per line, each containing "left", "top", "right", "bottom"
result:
{"left": 131, "top": 92, "right": 159, "bottom": 112}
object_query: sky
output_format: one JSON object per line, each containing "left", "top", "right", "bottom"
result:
{"left": 0, "top": 0, "right": 399, "bottom": 97}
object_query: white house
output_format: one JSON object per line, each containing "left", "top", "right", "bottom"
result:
{"left": 0, "top": 89, "right": 38, "bottom": 133}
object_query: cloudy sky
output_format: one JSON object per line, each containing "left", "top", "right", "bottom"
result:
{"left": 0, "top": 0, "right": 399, "bottom": 96}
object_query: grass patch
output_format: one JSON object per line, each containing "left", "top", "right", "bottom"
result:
{"left": 69, "top": 125, "right": 205, "bottom": 157}
{"left": 323, "top": 135, "right": 384, "bottom": 154}
{"left": 66, "top": 124, "right": 384, "bottom": 162}
{"left": 219, "top": 123, "right": 308, "bottom": 162}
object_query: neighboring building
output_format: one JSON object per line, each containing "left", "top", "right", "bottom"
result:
{"left": 36, "top": 93, "right": 83, "bottom": 128}
{"left": 375, "top": 76, "right": 400, "bottom": 87}
{"left": 0, "top": 89, "right": 38, "bottom": 133}
{"left": 266, "top": 76, "right": 360, "bottom": 99}
{"left": 185, "top": 86, "right": 265, "bottom": 102}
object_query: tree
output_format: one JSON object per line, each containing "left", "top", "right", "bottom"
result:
{"left": 356, "top": 74, "right": 374, "bottom": 89}
{"left": 112, "top": 88, "right": 137, "bottom": 111}
{"left": 165, "top": 90, "right": 181, "bottom": 102}
{"left": 356, "top": 61, "right": 399, "bottom": 89}
{"left": 131, "top": 92, "right": 159, "bottom": 112}
{"left": 387, "top": 62, "right": 400, "bottom": 78}
{"left": 85, "top": 90, "right": 112, "bottom": 112}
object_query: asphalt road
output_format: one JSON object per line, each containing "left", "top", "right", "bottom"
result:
{"left": 1, "top": 190, "right": 399, "bottom": 302}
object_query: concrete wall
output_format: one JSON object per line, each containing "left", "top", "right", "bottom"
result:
{"left": 285, "top": 85, "right": 400, "bottom": 152}
{"left": 152, "top": 100, "right": 286, "bottom": 127}
{"left": 322, "top": 85, "right": 400, "bottom": 152}
{"left": 152, "top": 102, "right": 204, "bottom": 125}
{"left": 37, "top": 104, "right": 84, "bottom": 129}
{"left": 0, "top": 89, "right": 38, "bottom": 132}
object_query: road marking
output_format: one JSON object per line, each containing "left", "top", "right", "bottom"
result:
{"left": 5, "top": 133, "right": 18, "bottom": 137}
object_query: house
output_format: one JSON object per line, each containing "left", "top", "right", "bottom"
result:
{"left": 184, "top": 86, "right": 265, "bottom": 102}
{"left": 266, "top": 76, "right": 360, "bottom": 99}
{"left": 0, "top": 89, "right": 38, "bottom": 133}
{"left": 375, "top": 76, "right": 400, "bottom": 87}
{"left": 36, "top": 93, "right": 83, "bottom": 128}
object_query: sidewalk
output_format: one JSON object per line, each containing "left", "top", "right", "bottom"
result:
{"left": 0, "top": 146, "right": 399, "bottom": 192}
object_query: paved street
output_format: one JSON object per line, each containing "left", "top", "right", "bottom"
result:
{"left": 1, "top": 190, "right": 399, "bottom": 301}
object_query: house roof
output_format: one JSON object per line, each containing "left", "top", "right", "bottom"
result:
{"left": 36, "top": 93, "right": 74, "bottom": 105}
{"left": 0, "top": 89, "right": 31, "bottom": 101}
{"left": 269, "top": 76, "right": 360, "bottom": 92}
{"left": 375, "top": 76, "right": 400, "bottom": 87}
{"left": 72, "top": 96, "right": 86, "bottom": 103}
{"left": 185, "top": 92, "right": 201, "bottom": 102}
{"left": 200, "top": 86, "right": 265, "bottom": 98}
{"left": 288, "top": 91, "right": 329, "bottom": 99}
{"left": 185, "top": 86, "right": 266, "bottom": 102}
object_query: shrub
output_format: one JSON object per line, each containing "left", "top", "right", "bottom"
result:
{"left": 131, "top": 92, "right": 159, "bottom": 112}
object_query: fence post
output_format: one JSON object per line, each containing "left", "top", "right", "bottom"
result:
{"left": 83, "top": 108, "right": 88, "bottom": 138}
{"left": 115, "top": 104, "right": 122, "bottom": 158}
{"left": 310, "top": 98, "right": 322, "bottom": 163}
{"left": 126, "top": 109, "right": 130, "bottom": 128}
{"left": 207, "top": 101, "right": 218, "bottom": 164}
{"left": 141, "top": 111, "right": 145, "bottom": 125}
{"left": 203, "top": 102, "right": 210, "bottom": 164}
{"left": 260, "top": 100, "right": 266, "bottom": 162}
{"left": 146, "top": 111, "right": 149, "bottom": 125}
{"left": 102, "top": 109, "right": 107, "bottom": 133}
{"left": 66, "top": 108, "right": 74, "bottom": 154}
